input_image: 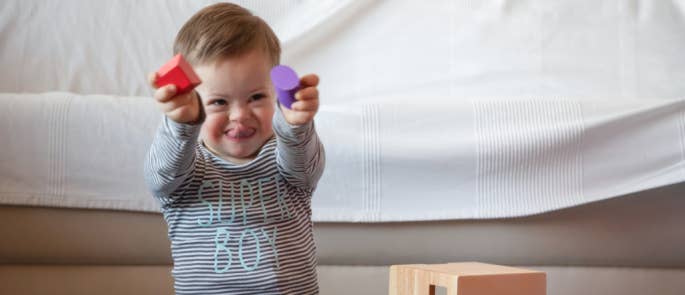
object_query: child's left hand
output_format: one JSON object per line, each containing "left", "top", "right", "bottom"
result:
{"left": 281, "top": 74, "right": 319, "bottom": 125}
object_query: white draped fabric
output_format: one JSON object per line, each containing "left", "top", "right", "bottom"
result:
{"left": 1, "top": 0, "right": 684, "bottom": 221}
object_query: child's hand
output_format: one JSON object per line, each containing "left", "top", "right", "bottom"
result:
{"left": 281, "top": 74, "right": 320, "bottom": 125}
{"left": 148, "top": 72, "right": 202, "bottom": 124}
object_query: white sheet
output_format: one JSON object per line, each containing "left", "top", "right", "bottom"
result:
{"left": 1, "top": 0, "right": 684, "bottom": 101}
{"left": 1, "top": 92, "right": 683, "bottom": 221}
{"left": 1, "top": 0, "right": 685, "bottom": 221}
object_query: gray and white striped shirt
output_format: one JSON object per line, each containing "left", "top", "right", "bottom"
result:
{"left": 144, "top": 109, "right": 325, "bottom": 294}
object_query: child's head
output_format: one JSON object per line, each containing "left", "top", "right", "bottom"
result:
{"left": 174, "top": 3, "right": 281, "bottom": 164}
{"left": 173, "top": 3, "right": 280, "bottom": 67}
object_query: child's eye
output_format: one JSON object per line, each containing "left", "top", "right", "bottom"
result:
{"left": 249, "top": 93, "right": 266, "bottom": 102}
{"left": 210, "top": 99, "right": 227, "bottom": 106}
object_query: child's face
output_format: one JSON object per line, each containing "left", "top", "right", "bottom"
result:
{"left": 195, "top": 50, "right": 276, "bottom": 164}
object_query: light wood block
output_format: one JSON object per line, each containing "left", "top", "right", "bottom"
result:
{"left": 389, "top": 262, "right": 546, "bottom": 295}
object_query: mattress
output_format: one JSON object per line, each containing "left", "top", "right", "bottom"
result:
{"left": 1, "top": 92, "right": 684, "bottom": 221}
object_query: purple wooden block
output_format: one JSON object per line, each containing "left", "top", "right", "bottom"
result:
{"left": 270, "top": 65, "right": 300, "bottom": 109}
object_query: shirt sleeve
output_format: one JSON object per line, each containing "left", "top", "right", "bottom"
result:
{"left": 144, "top": 115, "right": 202, "bottom": 206}
{"left": 272, "top": 105, "right": 326, "bottom": 191}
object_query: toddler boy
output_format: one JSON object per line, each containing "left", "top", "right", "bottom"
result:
{"left": 144, "top": 3, "right": 325, "bottom": 294}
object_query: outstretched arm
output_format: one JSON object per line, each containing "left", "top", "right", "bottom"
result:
{"left": 273, "top": 74, "right": 325, "bottom": 191}
{"left": 143, "top": 72, "right": 204, "bottom": 205}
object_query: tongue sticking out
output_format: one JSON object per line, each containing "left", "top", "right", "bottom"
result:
{"left": 227, "top": 127, "right": 256, "bottom": 139}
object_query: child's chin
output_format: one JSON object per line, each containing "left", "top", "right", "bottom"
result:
{"left": 225, "top": 145, "right": 258, "bottom": 159}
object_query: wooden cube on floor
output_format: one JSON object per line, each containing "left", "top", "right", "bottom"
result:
{"left": 389, "top": 262, "right": 546, "bottom": 295}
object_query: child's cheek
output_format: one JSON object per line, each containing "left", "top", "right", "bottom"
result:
{"left": 201, "top": 114, "right": 227, "bottom": 140}
{"left": 261, "top": 106, "right": 275, "bottom": 134}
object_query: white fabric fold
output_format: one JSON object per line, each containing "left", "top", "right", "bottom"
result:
{"left": 1, "top": 93, "right": 683, "bottom": 221}
{"left": 2, "top": 0, "right": 684, "bottom": 101}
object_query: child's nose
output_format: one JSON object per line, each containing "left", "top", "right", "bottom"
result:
{"left": 228, "top": 105, "right": 249, "bottom": 121}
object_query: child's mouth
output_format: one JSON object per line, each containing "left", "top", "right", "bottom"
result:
{"left": 225, "top": 127, "right": 256, "bottom": 141}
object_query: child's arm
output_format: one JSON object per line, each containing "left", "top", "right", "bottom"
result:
{"left": 143, "top": 72, "right": 204, "bottom": 204}
{"left": 273, "top": 74, "right": 325, "bottom": 191}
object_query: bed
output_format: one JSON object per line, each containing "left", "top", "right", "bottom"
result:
{"left": 1, "top": 0, "right": 684, "bottom": 294}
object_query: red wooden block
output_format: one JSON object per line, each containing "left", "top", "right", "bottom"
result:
{"left": 155, "top": 54, "right": 201, "bottom": 94}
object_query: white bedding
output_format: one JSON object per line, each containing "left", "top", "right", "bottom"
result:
{"left": 1, "top": 93, "right": 683, "bottom": 221}
{"left": 2, "top": 0, "right": 684, "bottom": 100}
{"left": 1, "top": 0, "right": 684, "bottom": 221}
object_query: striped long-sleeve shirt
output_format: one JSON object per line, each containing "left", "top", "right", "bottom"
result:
{"left": 144, "top": 108, "right": 325, "bottom": 295}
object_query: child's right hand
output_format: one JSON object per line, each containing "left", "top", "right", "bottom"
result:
{"left": 148, "top": 72, "right": 202, "bottom": 124}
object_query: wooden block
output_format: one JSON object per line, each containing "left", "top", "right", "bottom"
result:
{"left": 389, "top": 262, "right": 546, "bottom": 295}
{"left": 155, "top": 54, "right": 201, "bottom": 94}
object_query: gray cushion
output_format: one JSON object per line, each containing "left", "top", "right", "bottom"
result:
{"left": 315, "top": 182, "right": 685, "bottom": 267}
{"left": 1, "top": 182, "right": 683, "bottom": 267}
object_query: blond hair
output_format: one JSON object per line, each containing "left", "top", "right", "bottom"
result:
{"left": 173, "top": 3, "right": 280, "bottom": 66}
